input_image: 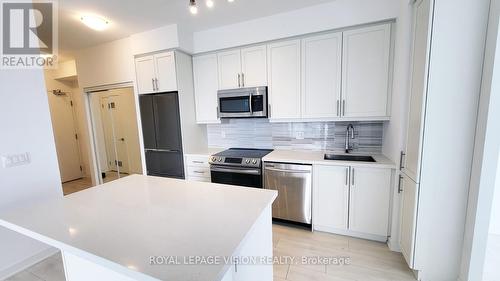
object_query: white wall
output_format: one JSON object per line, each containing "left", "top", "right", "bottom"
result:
{"left": 0, "top": 68, "right": 62, "bottom": 277}
{"left": 491, "top": 151, "right": 500, "bottom": 235}
{"left": 130, "top": 24, "right": 187, "bottom": 55}
{"left": 192, "top": 0, "right": 400, "bottom": 53}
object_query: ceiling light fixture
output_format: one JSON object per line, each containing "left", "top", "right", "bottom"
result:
{"left": 227, "top": 0, "right": 235, "bottom": 2}
{"left": 206, "top": 0, "right": 214, "bottom": 8}
{"left": 80, "top": 15, "right": 109, "bottom": 31}
{"left": 189, "top": 0, "right": 198, "bottom": 14}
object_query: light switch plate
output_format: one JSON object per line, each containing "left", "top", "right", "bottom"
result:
{"left": 1, "top": 153, "right": 31, "bottom": 168}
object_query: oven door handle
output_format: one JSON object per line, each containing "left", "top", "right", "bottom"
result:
{"left": 211, "top": 167, "right": 261, "bottom": 175}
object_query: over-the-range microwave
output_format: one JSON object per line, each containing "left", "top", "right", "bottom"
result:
{"left": 217, "top": 86, "right": 268, "bottom": 118}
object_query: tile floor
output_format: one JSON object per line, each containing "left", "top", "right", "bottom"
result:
{"left": 61, "top": 172, "right": 129, "bottom": 195}
{"left": 5, "top": 224, "right": 415, "bottom": 281}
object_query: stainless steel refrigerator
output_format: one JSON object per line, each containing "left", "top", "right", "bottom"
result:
{"left": 139, "top": 92, "right": 184, "bottom": 179}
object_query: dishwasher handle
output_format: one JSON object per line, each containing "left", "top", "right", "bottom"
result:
{"left": 265, "top": 167, "right": 311, "bottom": 174}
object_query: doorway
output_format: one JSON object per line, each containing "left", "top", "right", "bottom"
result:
{"left": 46, "top": 90, "right": 83, "bottom": 183}
{"left": 88, "top": 86, "right": 143, "bottom": 184}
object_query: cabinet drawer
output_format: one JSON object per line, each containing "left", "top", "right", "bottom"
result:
{"left": 187, "top": 176, "right": 212, "bottom": 183}
{"left": 185, "top": 155, "right": 210, "bottom": 167}
{"left": 187, "top": 166, "right": 210, "bottom": 178}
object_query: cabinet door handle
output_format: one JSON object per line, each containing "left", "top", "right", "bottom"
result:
{"left": 192, "top": 161, "right": 204, "bottom": 164}
{"left": 337, "top": 100, "right": 340, "bottom": 117}
{"left": 241, "top": 73, "right": 245, "bottom": 87}
{"left": 216, "top": 106, "right": 220, "bottom": 119}
{"left": 152, "top": 79, "right": 156, "bottom": 91}
{"left": 400, "top": 151, "right": 406, "bottom": 170}
{"left": 345, "top": 167, "right": 349, "bottom": 186}
{"left": 351, "top": 168, "right": 355, "bottom": 186}
{"left": 342, "top": 100, "right": 346, "bottom": 116}
{"left": 238, "top": 73, "right": 241, "bottom": 88}
{"left": 268, "top": 104, "right": 272, "bottom": 118}
{"left": 398, "top": 175, "right": 404, "bottom": 193}
{"left": 155, "top": 78, "right": 159, "bottom": 91}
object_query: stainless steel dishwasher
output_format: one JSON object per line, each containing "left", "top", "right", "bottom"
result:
{"left": 264, "top": 162, "right": 312, "bottom": 224}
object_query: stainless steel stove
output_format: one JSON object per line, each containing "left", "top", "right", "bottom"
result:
{"left": 209, "top": 148, "right": 273, "bottom": 188}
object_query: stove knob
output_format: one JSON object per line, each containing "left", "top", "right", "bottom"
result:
{"left": 218, "top": 157, "right": 223, "bottom": 162}
{"left": 246, "top": 159, "right": 250, "bottom": 164}
{"left": 211, "top": 157, "right": 216, "bottom": 162}
{"left": 252, "top": 159, "right": 258, "bottom": 164}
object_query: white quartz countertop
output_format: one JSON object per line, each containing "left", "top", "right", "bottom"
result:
{"left": 263, "top": 150, "right": 396, "bottom": 169}
{"left": 0, "top": 175, "right": 277, "bottom": 281}
{"left": 184, "top": 147, "right": 225, "bottom": 157}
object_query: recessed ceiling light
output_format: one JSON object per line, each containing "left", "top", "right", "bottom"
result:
{"left": 189, "top": 0, "right": 198, "bottom": 14}
{"left": 80, "top": 15, "right": 109, "bottom": 31}
{"left": 206, "top": 0, "right": 214, "bottom": 8}
{"left": 228, "top": 0, "right": 235, "bottom": 2}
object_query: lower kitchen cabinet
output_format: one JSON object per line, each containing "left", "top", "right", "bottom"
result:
{"left": 313, "top": 165, "right": 393, "bottom": 241}
{"left": 400, "top": 174, "right": 419, "bottom": 268}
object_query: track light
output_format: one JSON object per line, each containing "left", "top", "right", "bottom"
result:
{"left": 189, "top": 0, "right": 198, "bottom": 14}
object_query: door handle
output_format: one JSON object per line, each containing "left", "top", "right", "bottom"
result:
{"left": 238, "top": 73, "right": 241, "bottom": 88}
{"left": 249, "top": 94, "right": 253, "bottom": 113}
{"left": 241, "top": 73, "right": 245, "bottom": 87}
{"left": 345, "top": 167, "right": 349, "bottom": 186}
{"left": 155, "top": 78, "right": 159, "bottom": 91}
{"left": 342, "top": 100, "right": 346, "bottom": 116}
{"left": 398, "top": 175, "right": 404, "bottom": 193}
{"left": 351, "top": 167, "right": 355, "bottom": 186}
{"left": 337, "top": 100, "right": 340, "bottom": 117}
{"left": 152, "top": 79, "right": 156, "bottom": 91}
{"left": 400, "top": 151, "right": 406, "bottom": 170}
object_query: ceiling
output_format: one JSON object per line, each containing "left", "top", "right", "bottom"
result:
{"left": 58, "top": 0, "right": 336, "bottom": 53}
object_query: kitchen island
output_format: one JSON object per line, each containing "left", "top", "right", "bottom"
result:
{"left": 0, "top": 175, "right": 277, "bottom": 281}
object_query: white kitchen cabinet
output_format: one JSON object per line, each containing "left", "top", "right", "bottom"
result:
{"left": 155, "top": 52, "right": 178, "bottom": 92}
{"left": 241, "top": 45, "right": 267, "bottom": 87}
{"left": 348, "top": 167, "right": 392, "bottom": 237}
{"left": 313, "top": 164, "right": 392, "bottom": 240}
{"left": 193, "top": 54, "right": 220, "bottom": 124}
{"left": 218, "top": 49, "right": 242, "bottom": 90}
{"left": 267, "top": 40, "right": 302, "bottom": 120}
{"left": 342, "top": 24, "right": 391, "bottom": 118}
{"left": 313, "top": 165, "right": 349, "bottom": 231}
{"left": 184, "top": 154, "right": 211, "bottom": 183}
{"left": 399, "top": 174, "right": 419, "bottom": 268}
{"left": 135, "top": 51, "right": 177, "bottom": 95}
{"left": 301, "top": 32, "right": 342, "bottom": 118}
{"left": 403, "top": 0, "right": 432, "bottom": 183}
{"left": 135, "top": 56, "right": 156, "bottom": 94}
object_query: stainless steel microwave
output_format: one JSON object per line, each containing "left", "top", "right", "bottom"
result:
{"left": 217, "top": 87, "right": 268, "bottom": 118}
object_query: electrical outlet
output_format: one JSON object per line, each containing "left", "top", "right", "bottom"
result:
{"left": 295, "top": 131, "right": 305, "bottom": 140}
{"left": 1, "top": 153, "right": 31, "bottom": 168}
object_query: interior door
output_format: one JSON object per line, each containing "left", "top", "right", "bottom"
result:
{"left": 267, "top": 40, "right": 302, "bottom": 119}
{"left": 313, "top": 165, "right": 349, "bottom": 231}
{"left": 241, "top": 45, "right": 267, "bottom": 87}
{"left": 342, "top": 23, "right": 391, "bottom": 118}
{"left": 348, "top": 167, "right": 392, "bottom": 236}
{"left": 302, "top": 32, "right": 342, "bottom": 118}
{"left": 135, "top": 56, "right": 156, "bottom": 94}
{"left": 218, "top": 49, "right": 242, "bottom": 90}
{"left": 153, "top": 92, "right": 183, "bottom": 151}
{"left": 47, "top": 92, "right": 83, "bottom": 183}
{"left": 107, "top": 96, "right": 131, "bottom": 174}
{"left": 400, "top": 174, "right": 419, "bottom": 269}
{"left": 155, "top": 52, "right": 178, "bottom": 92}
{"left": 404, "top": 0, "right": 432, "bottom": 183}
{"left": 100, "top": 96, "right": 118, "bottom": 172}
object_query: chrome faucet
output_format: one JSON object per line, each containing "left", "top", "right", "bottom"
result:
{"left": 345, "top": 124, "right": 355, "bottom": 153}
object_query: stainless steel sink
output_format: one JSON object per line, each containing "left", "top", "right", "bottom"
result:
{"left": 324, "top": 154, "right": 376, "bottom": 162}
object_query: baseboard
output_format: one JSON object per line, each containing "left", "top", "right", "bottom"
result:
{"left": 0, "top": 247, "right": 59, "bottom": 280}
{"left": 387, "top": 236, "right": 401, "bottom": 252}
{"left": 313, "top": 225, "right": 388, "bottom": 242}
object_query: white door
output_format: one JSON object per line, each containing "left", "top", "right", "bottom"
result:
{"left": 302, "top": 32, "right": 342, "bottom": 118}
{"left": 404, "top": 0, "right": 432, "bottom": 183}
{"left": 107, "top": 96, "right": 130, "bottom": 174}
{"left": 155, "top": 52, "right": 178, "bottom": 92}
{"left": 267, "top": 40, "right": 302, "bottom": 120}
{"left": 400, "top": 174, "right": 419, "bottom": 269}
{"left": 193, "top": 54, "right": 220, "bottom": 123}
{"left": 342, "top": 24, "right": 391, "bottom": 118}
{"left": 135, "top": 56, "right": 156, "bottom": 94}
{"left": 313, "top": 165, "right": 349, "bottom": 231}
{"left": 348, "top": 167, "right": 392, "bottom": 236}
{"left": 218, "top": 49, "right": 242, "bottom": 90}
{"left": 241, "top": 45, "right": 267, "bottom": 87}
{"left": 47, "top": 92, "right": 83, "bottom": 183}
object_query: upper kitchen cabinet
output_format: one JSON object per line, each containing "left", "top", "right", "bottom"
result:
{"left": 267, "top": 39, "right": 302, "bottom": 120}
{"left": 342, "top": 24, "right": 391, "bottom": 118}
{"left": 241, "top": 45, "right": 267, "bottom": 87}
{"left": 301, "top": 32, "right": 342, "bottom": 118}
{"left": 218, "top": 46, "right": 267, "bottom": 90}
{"left": 193, "top": 54, "right": 220, "bottom": 124}
{"left": 135, "top": 51, "right": 178, "bottom": 95}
